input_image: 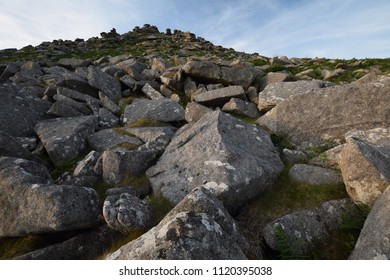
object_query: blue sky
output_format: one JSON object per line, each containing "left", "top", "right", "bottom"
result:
{"left": 0, "top": 0, "right": 389, "bottom": 58}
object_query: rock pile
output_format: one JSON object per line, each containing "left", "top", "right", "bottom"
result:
{"left": 0, "top": 25, "right": 389, "bottom": 260}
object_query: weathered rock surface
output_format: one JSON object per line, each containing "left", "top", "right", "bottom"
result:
{"left": 47, "top": 101, "right": 84, "bottom": 117}
{"left": 185, "top": 102, "right": 213, "bottom": 123}
{"left": 103, "top": 193, "right": 152, "bottom": 232}
{"left": 125, "top": 126, "right": 177, "bottom": 152}
{"left": 257, "top": 83, "right": 390, "bottom": 147}
{"left": 257, "top": 80, "right": 334, "bottom": 113}
{"left": 87, "top": 65, "right": 121, "bottom": 101}
{"left": 146, "top": 110, "right": 283, "bottom": 212}
{"left": 142, "top": 83, "right": 164, "bottom": 100}
{"left": 222, "top": 97, "right": 261, "bottom": 119}
{"left": 123, "top": 98, "right": 185, "bottom": 124}
{"left": 34, "top": 116, "right": 98, "bottom": 167}
{"left": 0, "top": 133, "right": 34, "bottom": 160}
{"left": 58, "top": 58, "right": 91, "bottom": 70}
{"left": 289, "top": 164, "right": 343, "bottom": 185}
{"left": 193, "top": 85, "right": 245, "bottom": 107}
{"left": 183, "top": 60, "right": 258, "bottom": 88}
{"left": 102, "top": 148, "right": 159, "bottom": 184}
{"left": 106, "top": 187, "right": 248, "bottom": 260}
{"left": 340, "top": 128, "right": 390, "bottom": 206}
{"left": 263, "top": 199, "right": 357, "bottom": 255}
{"left": 0, "top": 83, "right": 51, "bottom": 137}
{"left": 88, "top": 128, "right": 143, "bottom": 152}
{"left": 349, "top": 185, "right": 390, "bottom": 260}
{"left": 0, "top": 157, "right": 100, "bottom": 237}
{"left": 14, "top": 225, "right": 125, "bottom": 260}
{"left": 98, "top": 108, "right": 119, "bottom": 128}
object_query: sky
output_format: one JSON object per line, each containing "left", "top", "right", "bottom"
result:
{"left": 0, "top": 0, "right": 389, "bottom": 59}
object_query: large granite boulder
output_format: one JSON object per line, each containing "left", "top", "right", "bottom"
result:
{"left": 222, "top": 97, "right": 261, "bottom": 119}
{"left": 0, "top": 133, "right": 34, "bottom": 160}
{"left": 349, "top": 185, "right": 390, "bottom": 260}
{"left": 105, "top": 187, "right": 248, "bottom": 260}
{"left": 146, "top": 110, "right": 283, "bottom": 212}
{"left": 257, "top": 83, "right": 390, "bottom": 147}
{"left": 123, "top": 98, "right": 185, "bottom": 124}
{"left": 0, "top": 83, "right": 51, "bottom": 137}
{"left": 258, "top": 80, "right": 334, "bottom": 113}
{"left": 340, "top": 128, "right": 390, "bottom": 206}
{"left": 0, "top": 157, "right": 100, "bottom": 237}
{"left": 88, "top": 128, "right": 143, "bottom": 152}
{"left": 34, "top": 116, "right": 98, "bottom": 167}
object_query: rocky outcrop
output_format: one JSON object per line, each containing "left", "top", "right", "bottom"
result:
{"left": 34, "top": 116, "right": 98, "bottom": 167}
{"left": 87, "top": 66, "right": 121, "bottom": 101}
{"left": 0, "top": 157, "right": 100, "bottom": 237}
{"left": 257, "top": 83, "right": 390, "bottom": 147}
{"left": 349, "top": 185, "right": 390, "bottom": 260}
{"left": 146, "top": 110, "right": 283, "bottom": 213}
{"left": 340, "top": 128, "right": 390, "bottom": 206}
{"left": 105, "top": 187, "right": 248, "bottom": 260}
{"left": 222, "top": 98, "right": 261, "bottom": 119}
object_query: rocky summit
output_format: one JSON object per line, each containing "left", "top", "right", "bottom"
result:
{"left": 0, "top": 24, "right": 389, "bottom": 260}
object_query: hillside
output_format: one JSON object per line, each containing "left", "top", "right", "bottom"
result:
{"left": 0, "top": 24, "right": 389, "bottom": 260}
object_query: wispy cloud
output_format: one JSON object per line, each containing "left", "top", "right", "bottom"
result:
{"left": 0, "top": 0, "right": 389, "bottom": 58}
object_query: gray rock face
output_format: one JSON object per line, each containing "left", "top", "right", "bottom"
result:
{"left": 126, "top": 126, "right": 177, "bottom": 152}
{"left": 146, "top": 110, "right": 283, "bottom": 212}
{"left": 263, "top": 199, "right": 356, "bottom": 255}
{"left": 0, "top": 83, "right": 51, "bottom": 137}
{"left": 98, "top": 92, "right": 120, "bottom": 116}
{"left": 58, "top": 58, "right": 91, "bottom": 70}
{"left": 349, "top": 185, "right": 390, "bottom": 260}
{"left": 48, "top": 101, "right": 85, "bottom": 117}
{"left": 259, "top": 72, "right": 294, "bottom": 91}
{"left": 106, "top": 187, "right": 248, "bottom": 260}
{"left": 98, "top": 108, "right": 119, "bottom": 128}
{"left": 34, "top": 116, "right": 98, "bottom": 167}
{"left": 222, "top": 97, "right": 261, "bottom": 119}
{"left": 257, "top": 83, "right": 390, "bottom": 147}
{"left": 102, "top": 148, "right": 158, "bottom": 184}
{"left": 340, "top": 128, "right": 390, "bottom": 206}
{"left": 258, "top": 80, "right": 334, "bottom": 113}
{"left": 103, "top": 193, "right": 152, "bottom": 232}
{"left": 0, "top": 157, "right": 100, "bottom": 237}
{"left": 53, "top": 93, "right": 92, "bottom": 115}
{"left": 87, "top": 65, "right": 121, "bottom": 101}
{"left": 88, "top": 128, "right": 143, "bottom": 152}
{"left": 123, "top": 98, "right": 185, "bottom": 124}
{"left": 15, "top": 225, "right": 125, "bottom": 260}
{"left": 193, "top": 85, "right": 245, "bottom": 107}
{"left": 288, "top": 164, "right": 343, "bottom": 185}
{"left": 185, "top": 102, "right": 213, "bottom": 123}
{"left": 0, "top": 133, "right": 34, "bottom": 160}
{"left": 183, "top": 60, "right": 257, "bottom": 88}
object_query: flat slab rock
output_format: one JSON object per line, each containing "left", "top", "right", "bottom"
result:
{"left": 88, "top": 128, "right": 143, "bottom": 152}
{"left": 34, "top": 116, "right": 98, "bottom": 167}
{"left": 257, "top": 83, "right": 390, "bottom": 147}
{"left": 146, "top": 110, "right": 283, "bottom": 213}
{"left": 105, "top": 187, "right": 249, "bottom": 260}
{"left": 288, "top": 164, "right": 343, "bottom": 186}
{"left": 0, "top": 157, "right": 100, "bottom": 237}
{"left": 123, "top": 98, "right": 185, "bottom": 124}
{"left": 193, "top": 85, "right": 245, "bottom": 107}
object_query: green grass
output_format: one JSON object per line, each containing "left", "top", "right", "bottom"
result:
{"left": 147, "top": 192, "right": 174, "bottom": 226}
{"left": 126, "top": 118, "right": 170, "bottom": 128}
